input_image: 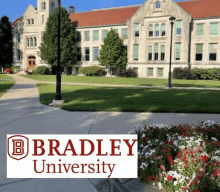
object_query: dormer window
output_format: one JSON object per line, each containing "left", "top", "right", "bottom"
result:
{"left": 155, "top": 1, "right": 161, "bottom": 9}
{"left": 42, "top": 1, "right": 46, "bottom": 10}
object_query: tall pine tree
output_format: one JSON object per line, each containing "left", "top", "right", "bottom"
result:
{"left": 39, "top": 7, "right": 80, "bottom": 66}
{"left": 98, "top": 29, "right": 127, "bottom": 72}
{"left": 0, "top": 16, "right": 13, "bottom": 68}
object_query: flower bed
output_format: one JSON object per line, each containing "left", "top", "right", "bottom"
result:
{"left": 129, "top": 121, "right": 220, "bottom": 192}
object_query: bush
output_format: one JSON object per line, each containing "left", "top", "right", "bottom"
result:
{"left": 172, "top": 67, "right": 191, "bottom": 79}
{"left": 78, "top": 66, "right": 102, "bottom": 76}
{"left": 4, "top": 68, "right": 13, "bottom": 74}
{"left": 130, "top": 121, "right": 220, "bottom": 192}
{"left": 116, "top": 67, "right": 137, "bottom": 78}
{"left": 11, "top": 66, "right": 20, "bottom": 72}
{"left": 32, "top": 66, "right": 50, "bottom": 75}
{"left": 191, "top": 68, "right": 220, "bottom": 80}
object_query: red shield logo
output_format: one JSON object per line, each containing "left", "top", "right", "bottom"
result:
{"left": 7, "top": 135, "right": 29, "bottom": 161}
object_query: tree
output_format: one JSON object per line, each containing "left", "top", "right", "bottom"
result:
{"left": 39, "top": 7, "right": 80, "bottom": 67}
{"left": 98, "top": 29, "right": 127, "bottom": 73}
{"left": 0, "top": 16, "right": 13, "bottom": 68}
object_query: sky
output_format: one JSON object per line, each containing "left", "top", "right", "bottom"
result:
{"left": 1, "top": 0, "right": 187, "bottom": 22}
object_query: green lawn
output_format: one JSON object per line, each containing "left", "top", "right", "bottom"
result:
{"left": 0, "top": 81, "right": 15, "bottom": 97}
{"left": 23, "top": 75, "right": 220, "bottom": 88}
{"left": 0, "top": 74, "right": 14, "bottom": 80}
{"left": 38, "top": 83, "right": 220, "bottom": 113}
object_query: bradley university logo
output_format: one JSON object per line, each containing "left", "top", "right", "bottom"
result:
{"left": 7, "top": 135, "right": 29, "bottom": 161}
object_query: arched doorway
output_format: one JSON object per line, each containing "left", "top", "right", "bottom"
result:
{"left": 28, "top": 56, "right": 36, "bottom": 70}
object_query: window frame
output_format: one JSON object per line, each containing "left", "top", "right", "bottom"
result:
{"left": 155, "top": 24, "right": 160, "bottom": 37}
{"left": 93, "top": 30, "right": 99, "bottom": 42}
{"left": 102, "top": 30, "right": 108, "bottom": 41}
{"left": 122, "top": 28, "right": 128, "bottom": 40}
{"left": 210, "top": 23, "right": 219, "bottom": 36}
{"left": 93, "top": 47, "right": 99, "bottom": 62}
{"left": 149, "top": 24, "right": 153, "bottom": 37}
{"left": 155, "top": 1, "right": 161, "bottom": 10}
{"left": 157, "top": 68, "right": 164, "bottom": 78}
{"left": 195, "top": 44, "right": 203, "bottom": 62}
{"left": 196, "top": 23, "right": 204, "bottom": 37}
{"left": 147, "top": 68, "right": 154, "bottom": 78}
{"left": 85, "top": 47, "right": 90, "bottom": 62}
{"left": 84, "top": 31, "right": 90, "bottom": 42}
{"left": 176, "top": 20, "right": 182, "bottom": 36}
{"left": 209, "top": 43, "right": 218, "bottom": 62}
{"left": 134, "top": 23, "right": 140, "bottom": 38}
{"left": 161, "top": 23, "right": 166, "bottom": 37}
{"left": 148, "top": 45, "right": 153, "bottom": 61}
{"left": 160, "top": 45, "right": 165, "bottom": 61}
{"left": 133, "top": 44, "right": 139, "bottom": 61}
{"left": 154, "top": 44, "right": 159, "bottom": 61}
{"left": 175, "top": 43, "right": 181, "bottom": 61}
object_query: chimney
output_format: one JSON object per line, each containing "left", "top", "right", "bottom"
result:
{"left": 69, "top": 6, "right": 75, "bottom": 14}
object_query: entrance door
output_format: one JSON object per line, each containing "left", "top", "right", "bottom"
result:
{"left": 28, "top": 56, "right": 36, "bottom": 70}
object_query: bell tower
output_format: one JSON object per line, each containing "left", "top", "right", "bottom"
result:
{"left": 37, "top": 0, "right": 58, "bottom": 18}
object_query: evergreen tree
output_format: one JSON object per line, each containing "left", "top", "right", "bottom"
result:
{"left": 98, "top": 29, "right": 127, "bottom": 72}
{"left": 0, "top": 16, "right": 13, "bottom": 68}
{"left": 39, "top": 7, "right": 80, "bottom": 66}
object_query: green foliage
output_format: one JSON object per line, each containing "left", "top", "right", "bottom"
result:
{"left": 0, "top": 16, "right": 13, "bottom": 68}
{"left": 116, "top": 67, "right": 137, "bottom": 78}
{"left": 32, "top": 66, "right": 51, "bottom": 75}
{"left": 191, "top": 68, "right": 220, "bottom": 80}
{"left": 98, "top": 29, "right": 127, "bottom": 70}
{"left": 39, "top": 7, "right": 80, "bottom": 67}
{"left": 172, "top": 67, "right": 191, "bottom": 80}
{"left": 11, "top": 66, "right": 20, "bottom": 72}
{"left": 78, "top": 66, "right": 102, "bottom": 76}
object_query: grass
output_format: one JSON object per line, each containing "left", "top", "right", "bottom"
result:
{"left": 0, "top": 74, "right": 14, "bottom": 80}
{"left": 22, "top": 75, "right": 220, "bottom": 88}
{"left": 0, "top": 81, "right": 15, "bottom": 97}
{"left": 37, "top": 83, "right": 220, "bottom": 113}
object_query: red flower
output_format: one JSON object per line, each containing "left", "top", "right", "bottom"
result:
{"left": 182, "top": 187, "right": 187, "bottom": 190}
{"left": 160, "top": 164, "right": 166, "bottom": 172}
{"left": 143, "top": 137, "right": 147, "bottom": 142}
{"left": 166, "top": 148, "right": 170, "bottom": 153}
{"left": 178, "top": 152, "right": 182, "bottom": 157}
{"left": 186, "top": 125, "right": 190, "bottom": 130}
{"left": 213, "top": 171, "right": 218, "bottom": 177}
{"left": 170, "top": 160, "right": 174, "bottom": 165}
{"left": 194, "top": 190, "right": 201, "bottom": 192}
{"left": 204, "top": 183, "right": 207, "bottom": 188}
{"left": 194, "top": 179, "right": 198, "bottom": 185}
{"left": 198, "top": 174, "right": 203, "bottom": 179}
{"left": 149, "top": 127, "right": 154, "bottom": 130}
{"left": 201, "top": 155, "right": 208, "bottom": 162}
{"left": 214, "top": 124, "right": 219, "bottom": 128}
{"left": 180, "top": 128, "right": 185, "bottom": 132}
{"left": 148, "top": 175, "right": 153, "bottom": 181}
{"left": 186, "top": 133, "right": 190, "bottom": 137}
{"left": 215, "top": 161, "right": 219, "bottom": 166}
{"left": 155, "top": 175, "right": 158, "bottom": 183}
{"left": 167, "top": 175, "right": 173, "bottom": 181}
{"left": 167, "top": 155, "right": 173, "bottom": 161}
{"left": 159, "top": 147, "right": 163, "bottom": 151}
{"left": 139, "top": 173, "right": 142, "bottom": 178}
{"left": 168, "top": 141, "right": 173, "bottom": 146}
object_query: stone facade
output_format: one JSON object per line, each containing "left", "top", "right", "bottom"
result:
{"left": 12, "top": 0, "right": 220, "bottom": 78}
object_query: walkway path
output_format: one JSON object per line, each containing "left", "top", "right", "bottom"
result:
{"left": 1, "top": 74, "right": 220, "bottom": 192}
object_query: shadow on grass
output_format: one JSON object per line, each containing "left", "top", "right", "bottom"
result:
{"left": 38, "top": 84, "right": 220, "bottom": 113}
{"left": 0, "top": 82, "right": 15, "bottom": 97}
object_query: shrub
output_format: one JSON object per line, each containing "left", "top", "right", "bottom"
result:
{"left": 116, "top": 67, "right": 137, "bottom": 78}
{"left": 4, "top": 68, "right": 13, "bottom": 74}
{"left": 11, "top": 66, "right": 20, "bottom": 72}
{"left": 172, "top": 67, "right": 191, "bottom": 79}
{"left": 130, "top": 121, "right": 220, "bottom": 192}
{"left": 32, "top": 66, "right": 50, "bottom": 75}
{"left": 78, "top": 66, "right": 102, "bottom": 76}
{"left": 191, "top": 68, "right": 220, "bottom": 80}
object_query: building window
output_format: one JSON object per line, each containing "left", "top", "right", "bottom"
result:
{"left": 41, "top": 31, "right": 45, "bottom": 41}
{"left": 155, "top": 1, "right": 161, "bottom": 9}
{"left": 85, "top": 48, "right": 90, "bottom": 61}
{"left": 84, "top": 31, "right": 90, "bottom": 41}
{"left": 157, "top": 68, "right": 164, "bottom": 78}
{"left": 155, "top": 24, "right": 159, "bottom": 37}
{"left": 148, "top": 68, "right": 153, "bottom": 78}
{"left": 133, "top": 67, "right": 138, "bottom": 76}
{"left": 27, "top": 19, "right": 30, "bottom": 25}
{"left": 210, "top": 23, "right": 218, "bottom": 36}
{"left": 93, "top": 47, "right": 99, "bottom": 61}
{"left": 209, "top": 43, "right": 218, "bottom": 61}
{"left": 134, "top": 44, "right": 139, "bottom": 61}
{"left": 148, "top": 46, "right": 152, "bottom": 61}
{"left": 34, "top": 37, "right": 37, "bottom": 47}
{"left": 30, "top": 37, "right": 33, "bottom": 47}
{"left": 154, "top": 44, "right": 158, "bottom": 61}
{"left": 196, "top": 24, "right": 204, "bottom": 37}
{"left": 122, "top": 29, "right": 128, "bottom": 40}
{"left": 26, "top": 38, "right": 29, "bottom": 47}
{"left": 93, "top": 30, "right": 99, "bottom": 41}
{"left": 149, "top": 24, "right": 153, "bottom": 37}
{"left": 77, "top": 48, "right": 81, "bottom": 61}
{"left": 175, "top": 43, "right": 181, "bottom": 60}
{"left": 195, "top": 44, "right": 203, "bottom": 61}
{"left": 134, "top": 23, "right": 140, "bottom": 37}
{"left": 176, "top": 20, "right": 182, "bottom": 35}
{"left": 42, "top": 15, "right": 45, "bottom": 24}
{"left": 161, "top": 45, "right": 165, "bottom": 61}
{"left": 17, "top": 49, "right": 20, "bottom": 61}
{"left": 32, "top": 19, "right": 34, "bottom": 25}
{"left": 102, "top": 30, "right": 108, "bottom": 40}
{"left": 42, "top": 1, "right": 46, "bottom": 10}
{"left": 17, "top": 33, "right": 20, "bottom": 43}
{"left": 161, "top": 24, "right": 166, "bottom": 36}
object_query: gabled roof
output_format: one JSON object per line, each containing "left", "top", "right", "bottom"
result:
{"left": 11, "top": 18, "right": 20, "bottom": 27}
{"left": 69, "top": 5, "right": 140, "bottom": 27}
{"left": 177, "top": 0, "right": 220, "bottom": 19}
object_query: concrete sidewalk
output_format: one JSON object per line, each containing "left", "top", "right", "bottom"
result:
{"left": 0, "top": 74, "right": 220, "bottom": 192}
